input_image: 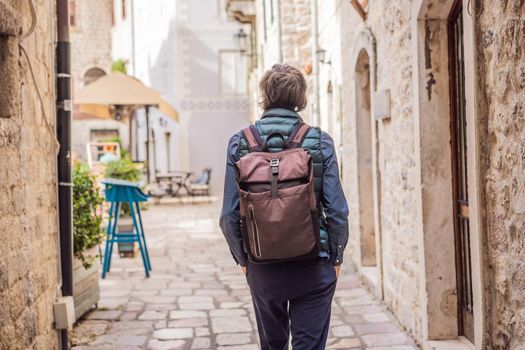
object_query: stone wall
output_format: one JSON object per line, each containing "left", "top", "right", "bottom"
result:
{"left": 370, "top": 0, "right": 422, "bottom": 338}
{"left": 281, "top": 0, "right": 312, "bottom": 123}
{"left": 477, "top": 1, "right": 525, "bottom": 347}
{"left": 71, "top": 0, "right": 113, "bottom": 92}
{"left": 0, "top": 0, "right": 60, "bottom": 349}
{"left": 71, "top": 0, "right": 128, "bottom": 165}
{"left": 280, "top": 0, "right": 311, "bottom": 67}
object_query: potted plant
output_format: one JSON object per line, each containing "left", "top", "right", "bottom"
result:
{"left": 72, "top": 163, "right": 104, "bottom": 320}
{"left": 104, "top": 157, "right": 142, "bottom": 257}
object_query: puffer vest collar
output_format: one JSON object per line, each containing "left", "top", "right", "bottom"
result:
{"left": 260, "top": 108, "right": 304, "bottom": 121}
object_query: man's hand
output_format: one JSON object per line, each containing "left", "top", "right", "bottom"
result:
{"left": 241, "top": 266, "right": 247, "bottom": 275}
{"left": 334, "top": 265, "right": 340, "bottom": 279}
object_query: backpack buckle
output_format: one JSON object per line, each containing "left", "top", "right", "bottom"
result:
{"left": 269, "top": 159, "right": 279, "bottom": 167}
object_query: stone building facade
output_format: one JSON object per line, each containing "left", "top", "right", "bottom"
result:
{"left": 226, "top": 0, "right": 525, "bottom": 349}
{"left": 240, "top": 0, "right": 314, "bottom": 121}
{"left": 69, "top": 0, "right": 129, "bottom": 162}
{"left": 0, "top": 0, "right": 60, "bottom": 348}
{"left": 70, "top": 0, "right": 113, "bottom": 92}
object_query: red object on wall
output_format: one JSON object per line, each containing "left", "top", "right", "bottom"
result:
{"left": 304, "top": 62, "right": 313, "bottom": 75}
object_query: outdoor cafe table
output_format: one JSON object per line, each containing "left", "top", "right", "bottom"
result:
{"left": 154, "top": 171, "right": 193, "bottom": 197}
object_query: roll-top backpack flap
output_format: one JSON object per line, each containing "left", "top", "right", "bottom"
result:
{"left": 236, "top": 149, "right": 311, "bottom": 184}
{"left": 236, "top": 122, "right": 320, "bottom": 263}
{"left": 237, "top": 123, "right": 313, "bottom": 183}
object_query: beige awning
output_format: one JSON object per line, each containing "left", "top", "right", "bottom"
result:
{"left": 75, "top": 72, "right": 179, "bottom": 121}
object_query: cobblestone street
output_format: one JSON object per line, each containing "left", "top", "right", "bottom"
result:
{"left": 72, "top": 202, "right": 418, "bottom": 350}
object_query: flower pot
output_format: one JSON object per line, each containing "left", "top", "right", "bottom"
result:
{"left": 117, "top": 217, "right": 138, "bottom": 258}
{"left": 73, "top": 246, "right": 100, "bottom": 321}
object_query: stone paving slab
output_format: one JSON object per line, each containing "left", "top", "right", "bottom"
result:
{"left": 72, "top": 203, "right": 419, "bottom": 349}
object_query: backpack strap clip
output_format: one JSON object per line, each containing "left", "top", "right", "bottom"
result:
{"left": 270, "top": 157, "right": 280, "bottom": 198}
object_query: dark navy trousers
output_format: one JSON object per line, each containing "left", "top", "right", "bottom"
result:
{"left": 246, "top": 257, "right": 337, "bottom": 350}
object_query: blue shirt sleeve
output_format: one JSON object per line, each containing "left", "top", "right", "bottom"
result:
{"left": 219, "top": 132, "right": 248, "bottom": 266}
{"left": 320, "top": 131, "right": 349, "bottom": 265}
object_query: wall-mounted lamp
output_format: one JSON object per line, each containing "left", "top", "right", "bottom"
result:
{"left": 111, "top": 104, "right": 125, "bottom": 121}
{"left": 234, "top": 28, "right": 248, "bottom": 54}
{"left": 109, "top": 104, "right": 134, "bottom": 121}
{"left": 317, "top": 49, "right": 331, "bottom": 65}
{"left": 159, "top": 116, "right": 168, "bottom": 127}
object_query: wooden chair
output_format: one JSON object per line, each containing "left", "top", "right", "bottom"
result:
{"left": 189, "top": 168, "right": 212, "bottom": 196}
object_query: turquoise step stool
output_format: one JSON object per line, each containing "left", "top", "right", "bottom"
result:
{"left": 101, "top": 178, "right": 151, "bottom": 278}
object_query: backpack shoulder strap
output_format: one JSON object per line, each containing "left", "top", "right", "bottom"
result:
{"left": 241, "top": 124, "right": 263, "bottom": 152}
{"left": 285, "top": 123, "right": 312, "bottom": 149}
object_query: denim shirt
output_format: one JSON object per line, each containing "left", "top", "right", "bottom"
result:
{"left": 219, "top": 128, "right": 349, "bottom": 266}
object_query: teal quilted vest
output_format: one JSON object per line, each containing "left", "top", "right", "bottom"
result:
{"left": 236, "top": 108, "right": 330, "bottom": 254}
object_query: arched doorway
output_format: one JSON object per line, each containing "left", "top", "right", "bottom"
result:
{"left": 355, "top": 49, "right": 376, "bottom": 267}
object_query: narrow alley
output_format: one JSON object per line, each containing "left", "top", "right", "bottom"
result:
{"left": 71, "top": 202, "right": 418, "bottom": 350}
{"left": 3, "top": 1, "right": 524, "bottom": 349}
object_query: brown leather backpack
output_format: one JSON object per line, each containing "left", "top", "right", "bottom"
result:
{"left": 236, "top": 123, "right": 320, "bottom": 263}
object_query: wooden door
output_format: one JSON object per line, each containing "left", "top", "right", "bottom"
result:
{"left": 448, "top": 0, "right": 474, "bottom": 342}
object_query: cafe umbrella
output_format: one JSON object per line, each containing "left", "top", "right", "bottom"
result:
{"left": 75, "top": 72, "right": 178, "bottom": 182}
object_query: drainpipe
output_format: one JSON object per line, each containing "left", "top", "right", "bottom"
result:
{"left": 56, "top": 0, "right": 72, "bottom": 349}
{"left": 135, "top": 113, "right": 139, "bottom": 162}
{"left": 310, "top": 0, "right": 320, "bottom": 126}
{"left": 130, "top": 0, "right": 136, "bottom": 160}
{"left": 145, "top": 105, "right": 151, "bottom": 183}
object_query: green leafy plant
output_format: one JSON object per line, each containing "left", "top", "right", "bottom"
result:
{"left": 104, "top": 158, "right": 142, "bottom": 216}
{"left": 105, "top": 158, "right": 141, "bottom": 182}
{"left": 111, "top": 59, "right": 128, "bottom": 74}
{"left": 73, "top": 163, "right": 104, "bottom": 269}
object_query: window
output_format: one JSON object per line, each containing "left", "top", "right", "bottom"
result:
{"left": 69, "top": 0, "right": 76, "bottom": 28}
{"left": 90, "top": 129, "right": 119, "bottom": 142}
{"left": 262, "top": 0, "right": 267, "bottom": 41}
{"left": 270, "top": 0, "right": 274, "bottom": 24}
{"left": 121, "top": 0, "right": 127, "bottom": 20}
{"left": 220, "top": 51, "right": 247, "bottom": 95}
{"left": 165, "top": 132, "right": 171, "bottom": 172}
{"left": 111, "top": 1, "right": 115, "bottom": 26}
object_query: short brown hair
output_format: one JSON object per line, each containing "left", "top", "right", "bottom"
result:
{"left": 259, "top": 64, "right": 307, "bottom": 111}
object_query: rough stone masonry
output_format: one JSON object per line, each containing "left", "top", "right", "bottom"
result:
{"left": 477, "top": 0, "right": 525, "bottom": 348}
{"left": 0, "top": 0, "right": 60, "bottom": 349}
